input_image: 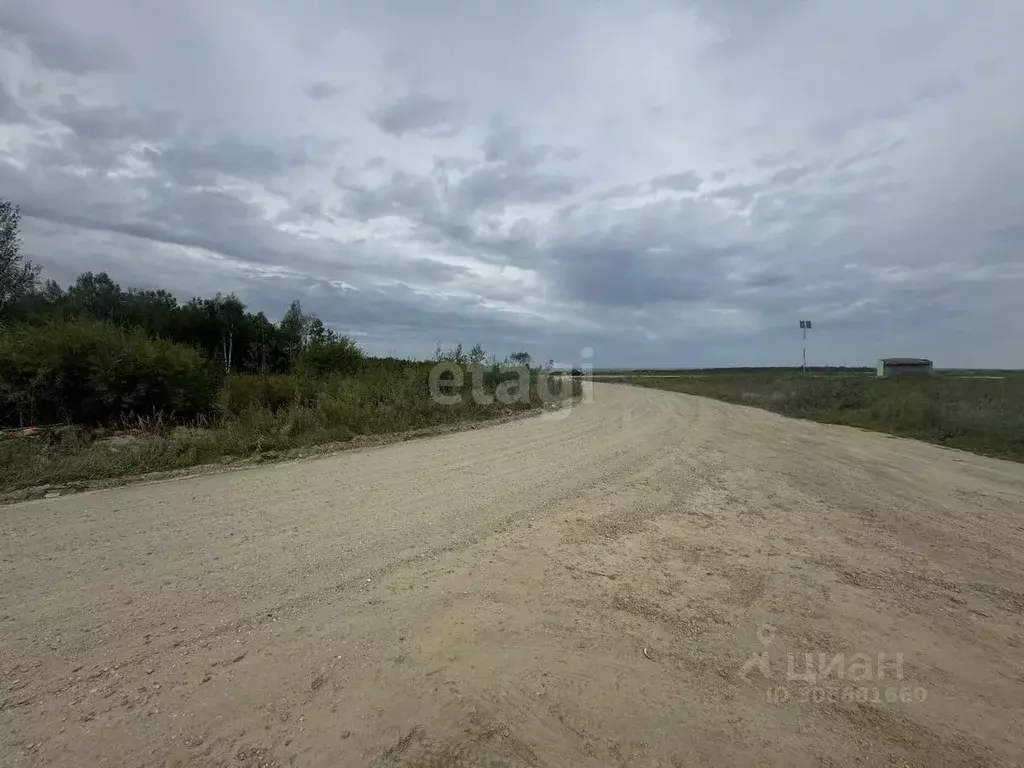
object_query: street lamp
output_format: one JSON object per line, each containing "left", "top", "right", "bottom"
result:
{"left": 799, "top": 320, "right": 812, "bottom": 374}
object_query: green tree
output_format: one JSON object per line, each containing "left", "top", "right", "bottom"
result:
{"left": 308, "top": 317, "right": 336, "bottom": 345}
{"left": 119, "top": 288, "right": 179, "bottom": 339}
{"left": 434, "top": 342, "right": 466, "bottom": 364}
{"left": 4, "top": 278, "right": 66, "bottom": 324}
{"left": 41, "top": 279, "right": 67, "bottom": 303}
{"left": 68, "top": 272, "right": 123, "bottom": 322}
{"left": 296, "top": 335, "right": 364, "bottom": 378}
{"left": 208, "top": 293, "right": 247, "bottom": 374}
{"left": 468, "top": 343, "right": 486, "bottom": 365}
{"left": 508, "top": 351, "right": 531, "bottom": 368}
{"left": 279, "top": 299, "right": 310, "bottom": 365}
{"left": 244, "top": 311, "right": 279, "bottom": 374}
{"left": 0, "top": 199, "right": 40, "bottom": 317}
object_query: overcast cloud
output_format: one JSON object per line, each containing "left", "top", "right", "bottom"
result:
{"left": 1, "top": 0, "right": 1022, "bottom": 366}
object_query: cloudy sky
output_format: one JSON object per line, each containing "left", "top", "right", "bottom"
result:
{"left": 1, "top": 0, "right": 1022, "bottom": 367}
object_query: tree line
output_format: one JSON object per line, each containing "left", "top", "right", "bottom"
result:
{"left": 1, "top": 198, "right": 363, "bottom": 378}
{"left": 1, "top": 198, "right": 554, "bottom": 429}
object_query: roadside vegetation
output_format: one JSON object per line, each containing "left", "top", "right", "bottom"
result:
{"left": 0, "top": 199, "right": 579, "bottom": 492}
{"left": 623, "top": 371, "right": 1024, "bottom": 462}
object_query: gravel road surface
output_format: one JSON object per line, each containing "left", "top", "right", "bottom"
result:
{"left": 3, "top": 384, "right": 1024, "bottom": 766}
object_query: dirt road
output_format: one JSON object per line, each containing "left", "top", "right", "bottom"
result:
{"left": 3, "top": 384, "right": 1024, "bottom": 767}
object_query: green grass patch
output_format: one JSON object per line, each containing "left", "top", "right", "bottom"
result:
{"left": 623, "top": 372, "right": 1024, "bottom": 462}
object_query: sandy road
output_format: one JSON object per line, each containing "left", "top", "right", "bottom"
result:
{"left": 3, "top": 384, "right": 1024, "bottom": 767}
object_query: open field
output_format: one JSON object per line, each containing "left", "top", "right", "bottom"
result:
{"left": 601, "top": 370, "right": 1024, "bottom": 462}
{"left": 3, "top": 383, "right": 1024, "bottom": 766}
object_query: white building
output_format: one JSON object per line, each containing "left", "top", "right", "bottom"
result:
{"left": 876, "top": 358, "right": 934, "bottom": 378}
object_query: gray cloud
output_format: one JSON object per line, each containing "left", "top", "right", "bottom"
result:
{"left": 369, "top": 94, "right": 465, "bottom": 136}
{"left": 709, "top": 183, "right": 760, "bottom": 204}
{"left": 742, "top": 269, "right": 792, "bottom": 288}
{"left": 453, "top": 164, "right": 579, "bottom": 210}
{"left": 338, "top": 170, "right": 437, "bottom": 220}
{"left": 553, "top": 241, "right": 719, "bottom": 307}
{"left": 338, "top": 124, "right": 582, "bottom": 225}
{"left": 143, "top": 137, "right": 315, "bottom": 185}
{"left": 0, "top": 88, "right": 29, "bottom": 126}
{"left": 536, "top": 195, "right": 747, "bottom": 307}
{"left": 485, "top": 125, "right": 548, "bottom": 165}
{"left": 767, "top": 164, "right": 814, "bottom": 185}
{"left": 591, "top": 183, "right": 646, "bottom": 201}
{"left": 690, "top": 0, "right": 812, "bottom": 57}
{"left": 40, "top": 95, "right": 178, "bottom": 142}
{"left": 305, "top": 82, "right": 338, "bottom": 101}
{"left": 0, "top": 0, "right": 119, "bottom": 72}
{"left": 650, "top": 171, "right": 702, "bottom": 192}
{"left": 2, "top": 0, "right": 1022, "bottom": 367}
{"left": 0, "top": 152, "right": 463, "bottom": 294}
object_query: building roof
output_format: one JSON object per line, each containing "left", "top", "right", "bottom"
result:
{"left": 880, "top": 357, "right": 933, "bottom": 365}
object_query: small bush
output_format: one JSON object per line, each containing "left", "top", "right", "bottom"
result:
{"left": 0, "top": 320, "right": 217, "bottom": 427}
{"left": 0, "top": 356, "right": 584, "bottom": 491}
{"left": 219, "top": 374, "right": 300, "bottom": 415}
{"left": 295, "top": 337, "right": 365, "bottom": 378}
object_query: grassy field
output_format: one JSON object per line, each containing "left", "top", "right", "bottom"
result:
{"left": 615, "top": 370, "right": 1024, "bottom": 462}
{"left": 0, "top": 365, "right": 581, "bottom": 494}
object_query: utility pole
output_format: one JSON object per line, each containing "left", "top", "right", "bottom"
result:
{"left": 799, "top": 320, "right": 813, "bottom": 374}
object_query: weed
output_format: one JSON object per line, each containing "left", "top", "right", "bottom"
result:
{"left": 0, "top": 367, "right": 582, "bottom": 491}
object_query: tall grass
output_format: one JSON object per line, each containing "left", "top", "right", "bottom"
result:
{"left": 0, "top": 365, "right": 581, "bottom": 491}
{"left": 627, "top": 372, "right": 1024, "bottom": 462}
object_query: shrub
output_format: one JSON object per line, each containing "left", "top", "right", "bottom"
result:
{"left": 0, "top": 350, "right": 584, "bottom": 491}
{"left": 219, "top": 374, "right": 301, "bottom": 415}
{"left": 295, "top": 337, "right": 365, "bottom": 378}
{"left": 0, "top": 319, "right": 217, "bottom": 426}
